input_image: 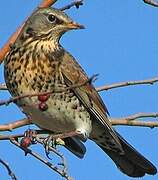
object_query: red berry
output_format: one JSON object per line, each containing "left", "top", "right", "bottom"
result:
{"left": 20, "top": 137, "right": 31, "bottom": 148}
{"left": 38, "top": 94, "right": 50, "bottom": 102}
{"left": 38, "top": 102, "right": 48, "bottom": 111}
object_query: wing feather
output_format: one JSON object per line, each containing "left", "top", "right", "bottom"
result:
{"left": 60, "top": 51, "right": 122, "bottom": 150}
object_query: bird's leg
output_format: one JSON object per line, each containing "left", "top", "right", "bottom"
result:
{"left": 43, "top": 134, "right": 58, "bottom": 159}
{"left": 43, "top": 130, "right": 88, "bottom": 158}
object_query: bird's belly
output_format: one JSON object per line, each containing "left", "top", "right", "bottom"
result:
{"left": 21, "top": 96, "right": 92, "bottom": 135}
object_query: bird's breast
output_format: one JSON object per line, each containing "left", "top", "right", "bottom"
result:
{"left": 4, "top": 43, "right": 92, "bottom": 135}
{"left": 4, "top": 41, "right": 62, "bottom": 96}
{"left": 21, "top": 92, "right": 92, "bottom": 134}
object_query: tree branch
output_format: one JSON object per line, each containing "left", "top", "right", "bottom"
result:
{"left": 0, "top": 129, "right": 50, "bottom": 140}
{"left": 96, "top": 77, "right": 158, "bottom": 92}
{"left": 0, "top": 1, "right": 157, "bottom": 179}
{"left": 1, "top": 76, "right": 158, "bottom": 92}
{"left": 122, "top": 112, "right": 158, "bottom": 120}
{"left": 0, "top": 75, "right": 97, "bottom": 107}
{"left": 111, "top": 112, "right": 158, "bottom": 128}
{"left": 111, "top": 119, "right": 158, "bottom": 128}
{"left": 10, "top": 138, "right": 73, "bottom": 180}
{"left": 0, "top": 158, "right": 17, "bottom": 180}
{"left": 36, "top": 137, "right": 68, "bottom": 174}
{"left": 0, "top": 112, "right": 158, "bottom": 136}
{"left": 59, "top": 0, "right": 83, "bottom": 11}
{"left": 0, "top": 118, "right": 31, "bottom": 131}
{"left": 39, "top": 0, "right": 58, "bottom": 8}
{"left": 143, "top": 0, "right": 158, "bottom": 7}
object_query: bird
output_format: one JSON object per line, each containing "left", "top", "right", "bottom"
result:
{"left": 4, "top": 7, "right": 157, "bottom": 177}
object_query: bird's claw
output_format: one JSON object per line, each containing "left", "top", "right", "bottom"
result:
{"left": 43, "top": 135, "right": 57, "bottom": 159}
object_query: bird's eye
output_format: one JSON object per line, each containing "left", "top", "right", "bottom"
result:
{"left": 47, "top": 14, "right": 56, "bottom": 23}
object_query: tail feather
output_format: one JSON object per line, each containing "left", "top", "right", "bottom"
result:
{"left": 64, "top": 137, "right": 86, "bottom": 159}
{"left": 95, "top": 131, "right": 157, "bottom": 177}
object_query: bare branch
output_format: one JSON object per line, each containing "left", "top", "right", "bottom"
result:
{"left": 39, "top": 0, "right": 58, "bottom": 8}
{"left": 111, "top": 119, "right": 158, "bottom": 128}
{"left": 0, "top": 129, "right": 47, "bottom": 140}
{"left": 0, "top": 25, "right": 24, "bottom": 64}
{"left": 2, "top": 75, "right": 158, "bottom": 107}
{"left": 96, "top": 77, "right": 158, "bottom": 92}
{"left": 143, "top": 0, "right": 158, "bottom": 7}
{"left": 111, "top": 112, "right": 158, "bottom": 128}
{"left": 0, "top": 158, "right": 17, "bottom": 180}
{"left": 0, "top": 134, "right": 24, "bottom": 140}
{"left": 36, "top": 137, "right": 68, "bottom": 174}
{"left": 123, "top": 112, "right": 158, "bottom": 121}
{"left": 0, "top": 75, "right": 97, "bottom": 107}
{"left": 0, "top": 118, "right": 31, "bottom": 131}
{"left": 59, "top": 0, "right": 83, "bottom": 11}
{"left": 10, "top": 138, "right": 73, "bottom": 180}
{"left": 1, "top": 76, "right": 158, "bottom": 93}
{"left": 1, "top": 112, "right": 158, "bottom": 137}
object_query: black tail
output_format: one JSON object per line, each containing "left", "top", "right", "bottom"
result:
{"left": 97, "top": 131, "right": 157, "bottom": 177}
{"left": 64, "top": 137, "right": 86, "bottom": 159}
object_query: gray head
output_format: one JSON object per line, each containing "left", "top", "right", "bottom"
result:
{"left": 17, "top": 7, "right": 84, "bottom": 43}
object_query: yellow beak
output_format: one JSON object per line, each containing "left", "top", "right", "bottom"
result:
{"left": 67, "top": 22, "right": 85, "bottom": 29}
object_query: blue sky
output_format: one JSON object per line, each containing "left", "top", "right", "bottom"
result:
{"left": 0, "top": 0, "right": 158, "bottom": 180}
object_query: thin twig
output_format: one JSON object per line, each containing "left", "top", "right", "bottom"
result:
{"left": 59, "top": 0, "right": 84, "bottom": 11}
{"left": 0, "top": 158, "right": 17, "bottom": 180}
{"left": 10, "top": 138, "right": 73, "bottom": 180}
{"left": 1, "top": 77, "right": 158, "bottom": 92}
{"left": 110, "top": 112, "right": 158, "bottom": 128}
{"left": 0, "top": 129, "right": 77, "bottom": 142}
{"left": 96, "top": 77, "right": 158, "bottom": 92}
{"left": 0, "top": 131, "right": 71, "bottom": 178}
{"left": 0, "top": 134, "right": 24, "bottom": 140}
{"left": 0, "top": 75, "right": 97, "bottom": 107}
{"left": 124, "top": 112, "right": 158, "bottom": 121}
{"left": 0, "top": 129, "right": 49, "bottom": 140}
{"left": 39, "top": 0, "right": 58, "bottom": 8}
{"left": 36, "top": 137, "right": 68, "bottom": 174}
{"left": 111, "top": 119, "right": 158, "bottom": 128}
{"left": 1, "top": 112, "right": 158, "bottom": 137}
{"left": 143, "top": 0, "right": 158, "bottom": 7}
{"left": 0, "top": 118, "right": 31, "bottom": 131}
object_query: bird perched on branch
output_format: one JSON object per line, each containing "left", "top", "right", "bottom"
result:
{"left": 4, "top": 7, "right": 157, "bottom": 177}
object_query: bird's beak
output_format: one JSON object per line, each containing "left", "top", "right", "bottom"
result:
{"left": 66, "top": 22, "right": 85, "bottom": 30}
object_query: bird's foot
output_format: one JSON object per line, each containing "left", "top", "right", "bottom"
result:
{"left": 43, "top": 135, "right": 57, "bottom": 159}
{"left": 43, "top": 130, "right": 88, "bottom": 158}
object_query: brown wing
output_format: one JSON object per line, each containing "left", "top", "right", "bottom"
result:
{"left": 60, "top": 51, "right": 122, "bottom": 149}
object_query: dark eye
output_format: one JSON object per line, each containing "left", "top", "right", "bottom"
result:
{"left": 26, "top": 27, "right": 34, "bottom": 35}
{"left": 47, "top": 14, "right": 56, "bottom": 23}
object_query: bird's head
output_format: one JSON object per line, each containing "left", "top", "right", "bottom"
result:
{"left": 17, "top": 7, "right": 84, "bottom": 44}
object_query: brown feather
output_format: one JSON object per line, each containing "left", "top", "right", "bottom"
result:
{"left": 60, "top": 50, "right": 123, "bottom": 150}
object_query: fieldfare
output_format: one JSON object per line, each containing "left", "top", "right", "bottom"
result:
{"left": 4, "top": 7, "right": 157, "bottom": 177}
